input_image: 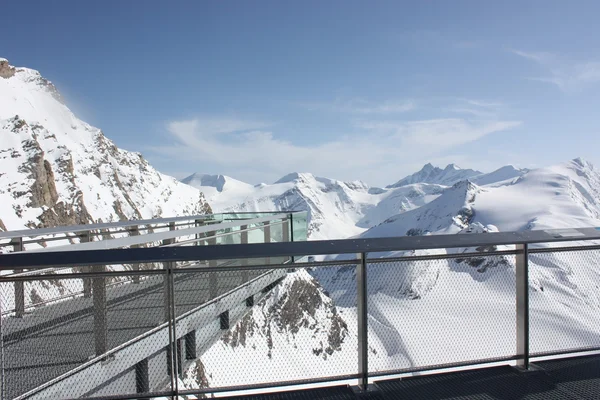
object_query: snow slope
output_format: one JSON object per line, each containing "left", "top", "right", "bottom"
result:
{"left": 0, "top": 58, "right": 211, "bottom": 234}
{"left": 472, "top": 165, "right": 528, "bottom": 187}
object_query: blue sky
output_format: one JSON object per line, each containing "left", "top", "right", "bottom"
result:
{"left": 4, "top": 0, "right": 600, "bottom": 186}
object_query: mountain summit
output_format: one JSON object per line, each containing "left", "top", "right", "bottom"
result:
{"left": 0, "top": 58, "right": 211, "bottom": 231}
{"left": 387, "top": 163, "right": 483, "bottom": 188}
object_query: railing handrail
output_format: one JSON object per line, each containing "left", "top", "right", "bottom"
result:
{"left": 2, "top": 226, "right": 600, "bottom": 270}
{"left": 0, "top": 211, "right": 305, "bottom": 241}
{"left": 11, "top": 213, "right": 289, "bottom": 255}
{"left": 0, "top": 214, "right": 213, "bottom": 241}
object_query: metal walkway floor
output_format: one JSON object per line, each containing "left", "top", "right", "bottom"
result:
{"left": 222, "top": 354, "right": 600, "bottom": 400}
{"left": 2, "top": 268, "right": 271, "bottom": 399}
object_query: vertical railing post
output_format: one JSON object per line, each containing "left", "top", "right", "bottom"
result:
{"left": 135, "top": 358, "right": 149, "bottom": 394}
{"left": 208, "top": 233, "right": 218, "bottom": 299}
{"left": 357, "top": 252, "right": 369, "bottom": 390}
{"left": 163, "top": 223, "right": 176, "bottom": 322}
{"left": 11, "top": 238, "right": 25, "bottom": 318}
{"left": 289, "top": 213, "right": 295, "bottom": 263}
{"left": 165, "top": 262, "right": 179, "bottom": 395}
{"left": 128, "top": 226, "right": 140, "bottom": 284}
{"left": 282, "top": 218, "right": 289, "bottom": 242}
{"left": 263, "top": 222, "right": 271, "bottom": 265}
{"left": 240, "top": 225, "right": 249, "bottom": 284}
{"left": 77, "top": 231, "right": 92, "bottom": 297}
{"left": 185, "top": 330, "right": 197, "bottom": 360}
{"left": 195, "top": 219, "right": 203, "bottom": 247}
{"left": 516, "top": 243, "right": 530, "bottom": 370}
{"left": 93, "top": 264, "right": 107, "bottom": 356}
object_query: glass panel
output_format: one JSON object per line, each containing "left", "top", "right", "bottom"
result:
{"left": 292, "top": 211, "right": 309, "bottom": 242}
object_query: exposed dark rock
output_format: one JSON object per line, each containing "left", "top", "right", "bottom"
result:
{"left": 195, "top": 359, "right": 210, "bottom": 389}
{"left": 271, "top": 278, "right": 323, "bottom": 334}
{"left": 0, "top": 59, "right": 15, "bottom": 79}
{"left": 220, "top": 273, "right": 349, "bottom": 361}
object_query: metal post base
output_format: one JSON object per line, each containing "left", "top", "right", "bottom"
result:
{"left": 512, "top": 363, "right": 543, "bottom": 374}
{"left": 351, "top": 383, "right": 380, "bottom": 396}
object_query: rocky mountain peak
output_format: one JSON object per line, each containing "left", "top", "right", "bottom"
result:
{"left": 387, "top": 163, "right": 483, "bottom": 188}
{"left": 0, "top": 59, "right": 212, "bottom": 232}
{"left": 0, "top": 58, "right": 16, "bottom": 79}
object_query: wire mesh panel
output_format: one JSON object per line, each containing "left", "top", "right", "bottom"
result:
{"left": 175, "top": 264, "right": 357, "bottom": 396}
{"left": 0, "top": 270, "right": 173, "bottom": 399}
{"left": 529, "top": 248, "right": 600, "bottom": 356}
{"left": 366, "top": 253, "right": 517, "bottom": 375}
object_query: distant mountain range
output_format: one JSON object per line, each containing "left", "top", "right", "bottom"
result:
{"left": 180, "top": 160, "right": 539, "bottom": 240}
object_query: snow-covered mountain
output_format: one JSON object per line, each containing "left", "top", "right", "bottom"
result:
{"left": 0, "top": 58, "right": 211, "bottom": 233}
{"left": 366, "top": 157, "right": 600, "bottom": 239}
{"left": 387, "top": 163, "right": 483, "bottom": 188}
{"left": 471, "top": 165, "right": 528, "bottom": 187}
{"left": 183, "top": 171, "right": 376, "bottom": 239}
{"left": 183, "top": 169, "right": 464, "bottom": 239}
{"left": 183, "top": 163, "right": 527, "bottom": 240}
{"left": 188, "top": 158, "right": 600, "bottom": 391}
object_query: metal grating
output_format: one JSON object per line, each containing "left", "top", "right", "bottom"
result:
{"left": 220, "top": 385, "right": 357, "bottom": 399}
{"left": 538, "top": 354, "right": 600, "bottom": 399}
{"left": 374, "top": 366, "right": 577, "bottom": 400}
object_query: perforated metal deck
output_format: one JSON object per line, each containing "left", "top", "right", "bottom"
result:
{"left": 221, "top": 355, "right": 600, "bottom": 400}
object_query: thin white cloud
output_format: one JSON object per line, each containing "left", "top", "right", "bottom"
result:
{"left": 304, "top": 98, "right": 415, "bottom": 114}
{"left": 355, "top": 118, "right": 521, "bottom": 148}
{"left": 511, "top": 49, "right": 600, "bottom": 92}
{"left": 463, "top": 99, "right": 504, "bottom": 108}
{"left": 150, "top": 115, "right": 521, "bottom": 185}
{"left": 444, "top": 98, "right": 506, "bottom": 118}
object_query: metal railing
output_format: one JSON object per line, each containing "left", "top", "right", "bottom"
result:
{"left": 0, "top": 211, "right": 308, "bottom": 318}
{"left": 1, "top": 226, "right": 600, "bottom": 399}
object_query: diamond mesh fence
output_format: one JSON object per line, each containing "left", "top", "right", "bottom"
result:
{"left": 529, "top": 248, "right": 600, "bottom": 356}
{"left": 366, "top": 254, "right": 517, "bottom": 375}
{"left": 0, "top": 270, "right": 173, "bottom": 399}
{"left": 175, "top": 263, "right": 358, "bottom": 396}
{"left": 6, "top": 243, "right": 600, "bottom": 399}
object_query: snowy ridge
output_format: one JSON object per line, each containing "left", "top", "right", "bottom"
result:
{"left": 472, "top": 165, "right": 528, "bottom": 187}
{"left": 185, "top": 162, "right": 530, "bottom": 241}
{"left": 387, "top": 163, "right": 483, "bottom": 188}
{"left": 184, "top": 171, "right": 449, "bottom": 240}
{"left": 0, "top": 59, "right": 211, "bottom": 233}
{"left": 363, "top": 180, "right": 481, "bottom": 238}
{"left": 185, "top": 171, "right": 377, "bottom": 239}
